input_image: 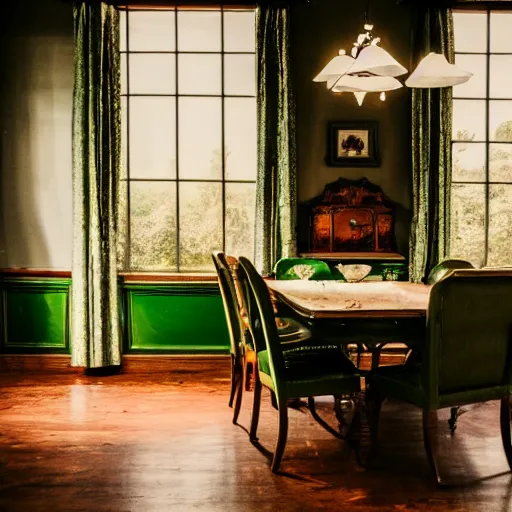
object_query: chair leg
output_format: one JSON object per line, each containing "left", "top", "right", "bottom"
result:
{"left": 228, "top": 355, "right": 238, "bottom": 408}
{"left": 422, "top": 409, "right": 442, "bottom": 485}
{"left": 232, "top": 358, "right": 246, "bottom": 425}
{"left": 448, "top": 406, "right": 460, "bottom": 434}
{"left": 500, "top": 395, "right": 512, "bottom": 470}
{"left": 249, "top": 371, "right": 262, "bottom": 442}
{"left": 245, "top": 361, "right": 253, "bottom": 391}
{"left": 308, "top": 397, "right": 344, "bottom": 439}
{"left": 271, "top": 400, "right": 289, "bottom": 473}
{"left": 270, "top": 391, "right": 278, "bottom": 410}
{"left": 365, "top": 387, "right": 384, "bottom": 457}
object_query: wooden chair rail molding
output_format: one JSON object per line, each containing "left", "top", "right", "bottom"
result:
{"left": 0, "top": 269, "right": 72, "bottom": 279}
{"left": 0, "top": 269, "right": 219, "bottom": 282}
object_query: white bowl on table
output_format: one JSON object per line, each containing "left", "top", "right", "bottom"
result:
{"left": 335, "top": 264, "right": 372, "bottom": 283}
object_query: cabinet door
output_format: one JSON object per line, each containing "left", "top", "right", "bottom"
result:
{"left": 333, "top": 209, "right": 374, "bottom": 251}
{"left": 376, "top": 213, "right": 396, "bottom": 251}
{"left": 311, "top": 212, "right": 331, "bottom": 251}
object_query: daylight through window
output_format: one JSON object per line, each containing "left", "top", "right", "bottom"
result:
{"left": 451, "top": 9, "right": 512, "bottom": 267}
{"left": 119, "top": 8, "right": 257, "bottom": 272}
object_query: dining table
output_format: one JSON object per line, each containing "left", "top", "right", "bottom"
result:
{"left": 266, "top": 279, "right": 433, "bottom": 463}
{"left": 266, "top": 279, "right": 433, "bottom": 369}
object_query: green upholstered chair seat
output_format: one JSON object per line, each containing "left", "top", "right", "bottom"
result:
{"left": 257, "top": 344, "right": 359, "bottom": 398}
{"left": 242, "top": 318, "right": 312, "bottom": 352}
{"left": 277, "top": 317, "right": 312, "bottom": 343}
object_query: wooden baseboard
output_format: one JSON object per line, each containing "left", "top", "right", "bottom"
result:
{"left": 0, "top": 354, "right": 231, "bottom": 377}
{"left": 0, "top": 355, "right": 79, "bottom": 373}
{"left": 121, "top": 354, "right": 230, "bottom": 377}
{"left": 0, "top": 351, "right": 406, "bottom": 375}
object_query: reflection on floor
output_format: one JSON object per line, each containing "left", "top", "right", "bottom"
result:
{"left": 0, "top": 372, "right": 511, "bottom": 512}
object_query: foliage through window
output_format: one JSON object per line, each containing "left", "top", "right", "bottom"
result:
{"left": 119, "top": 8, "right": 256, "bottom": 272}
{"left": 451, "top": 9, "right": 512, "bottom": 267}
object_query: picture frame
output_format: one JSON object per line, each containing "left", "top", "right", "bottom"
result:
{"left": 326, "top": 121, "right": 380, "bottom": 167}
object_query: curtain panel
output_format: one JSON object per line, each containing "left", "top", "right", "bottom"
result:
{"left": 254, "top": 4, "right": 298, "bottom": 276}
{"left": 71, "top": 2, "right": 121, "bottom": 368}
{"left": 409, "top": 7, "right": 454, "bottom": 283}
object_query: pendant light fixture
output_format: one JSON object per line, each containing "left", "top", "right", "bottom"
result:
{"left": 313, "top": 0, "right": 472, "bottom": 105}
{"left": 405, "top": 52, "right": 472, "bottom": 88}
{"left": 313, "top": 0, "right": 407, "bottom": 105}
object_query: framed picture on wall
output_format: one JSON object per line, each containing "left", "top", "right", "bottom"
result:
{"left": 326, "top": 121, "right": 380, "bottom": 167}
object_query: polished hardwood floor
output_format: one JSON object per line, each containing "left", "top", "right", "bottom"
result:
{"left": 0, "top": 370, "right": 511, "bottom": 512}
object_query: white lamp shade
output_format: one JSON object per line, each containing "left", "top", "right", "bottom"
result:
{"left": 405, "top": 52, "right": 473, "bottom": 88}
{"left": 313, "top": 53, "right": 355, "bottom": 82}
{"left": 348, "top": 45, "right": 408, "bottom": 78}
{"left": 326, "top": 76, "right": 341, "bottom": 89}
{"left": 331, "top": 74, "right": 403, "bottom": 93}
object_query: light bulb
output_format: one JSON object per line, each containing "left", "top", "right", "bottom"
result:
{"left": 380, "top": 92, "right": 386, "bottom": 101}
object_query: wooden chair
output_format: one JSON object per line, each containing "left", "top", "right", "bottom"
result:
{"left": 212, "top": 252, "right": 312, "bottom": 425}
{"left": 367, "top": 269, "right": 512, "bottom": 485}
{"left": 425, "top": 258, "right": 475, "bottom": 432}
{"left": 212, "top": 252, "right": 248, "bottom": 416}
{"left": 238, "top": 256, "right": 361, "bottom": 473}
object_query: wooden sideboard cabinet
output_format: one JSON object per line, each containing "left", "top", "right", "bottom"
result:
{"left": 310, "top": 204, "right": 395, "bottom": 253}
{"left": 299, "top": 177, "right": 398, "bottom": 254}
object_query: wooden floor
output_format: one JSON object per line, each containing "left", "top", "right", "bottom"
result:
{"left": 1, "top": 371, "right": 511, "bottom": 512}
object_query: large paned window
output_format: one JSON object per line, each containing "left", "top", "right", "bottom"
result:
{"left": 119, "top": 8, "right": 256, "bottom": 272}
{"left": 451, "top": 9, "right": 512, "bottom": 267}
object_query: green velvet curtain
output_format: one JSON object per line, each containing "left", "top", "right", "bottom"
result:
{"left": 254, "top": 4, "right": 297, "bottom": 275}
{"left": 71, "top": 2, "right": 121, "bottom": 368}
{"left": 409, "top": 7, "right": 454, "bottom": 283}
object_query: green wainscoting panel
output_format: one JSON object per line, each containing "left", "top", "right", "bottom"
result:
{"left": 124, "top": 282, "right": 230, "bottom": 353}
{"left": 0, "top": 277, "right": 229, "bottom": 354}
{"left": 1, "top": 278, "right": 71, "bottom": 353}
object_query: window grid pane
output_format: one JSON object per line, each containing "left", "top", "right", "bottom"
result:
{"left": 121, "top": 7, "right": 256, "bottom": 272}
{"left": 451, "top": 9, "right": 512, "bottom": 267}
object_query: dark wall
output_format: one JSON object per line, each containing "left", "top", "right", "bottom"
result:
{"left": 291, "top": 0, "right": 412, "bottom": 254}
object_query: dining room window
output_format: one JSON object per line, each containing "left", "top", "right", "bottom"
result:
{"left": 119, "top": 7, "right": 257, "bottom": 272}
{"left": 450, "top": 9, "right": 512, "bottom": 267}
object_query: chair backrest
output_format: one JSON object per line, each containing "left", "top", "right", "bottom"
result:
{"left": 238, "top": 257, "right": 286, "bottom": 388}
{"left": 424, "top": 269, "right": 512, "bottom": 408}
{"left": 273, "top": 257, "right": 333, "bottom": 280}
{"left": 212, "top": 251, "right": 244, "bottom": 361}
{"left": 426, "top": 258, "right": 475, "bottom": 285}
